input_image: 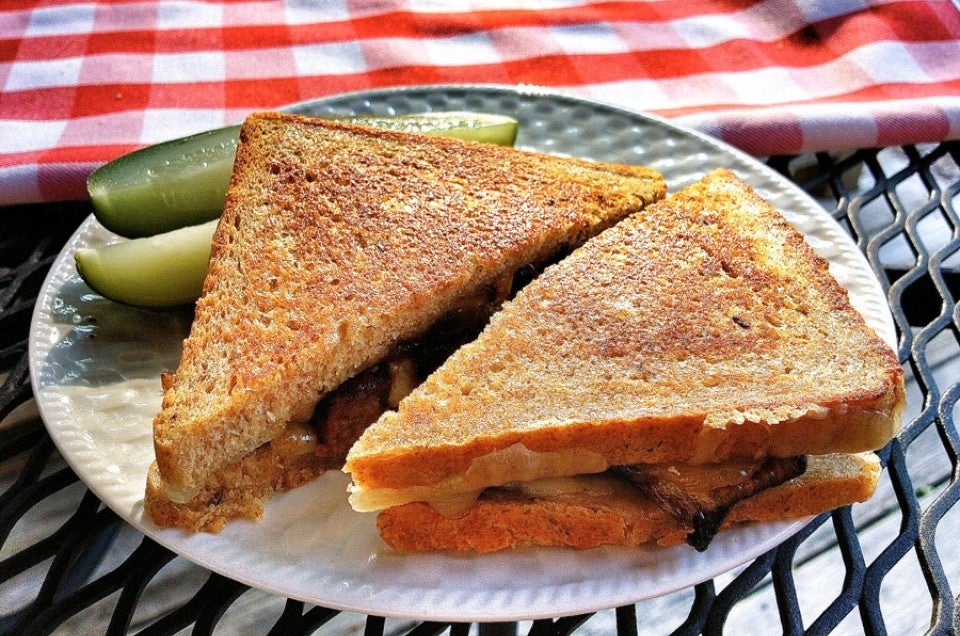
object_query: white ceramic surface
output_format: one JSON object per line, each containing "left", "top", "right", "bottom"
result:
{"left": 29, "top": 85, "right": 896, "bottom": 622}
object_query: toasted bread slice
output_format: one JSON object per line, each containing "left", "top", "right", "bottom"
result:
{"left": 145, "top": 442, "right": 324, "bottom": 532}
{"left": 150, "top": 111, "right": 666, "bottom": 511}
{"left": 345, "top": 169, "right": 904, "bottom": 512}
{"left": 376, "top": 453, "right": 881, "bottom": 553}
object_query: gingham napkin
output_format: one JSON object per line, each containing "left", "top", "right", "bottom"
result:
{"left": 2, "top": 0, "right": 959, "bottom": 205}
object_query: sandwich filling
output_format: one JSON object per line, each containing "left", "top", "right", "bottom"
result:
{"left": 266, "top": 258, "right": 568, "bottom": 475}
{"left": 607, "top": 455, "right": 806, "bottom": 550}
{"left": 350, "top": 438, "right": 807, "bottom": 551}
{"left": 389, "top": 455, "right": 808, "bottom": 551}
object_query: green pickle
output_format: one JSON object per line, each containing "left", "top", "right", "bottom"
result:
{"left": 78, "top": 111, "right": 519, "bottom": 308}
{"left": 87, "top": 125, "right": 241, "bottom": 239}
{"left": 75, "top": 220, "right": 217, "bottom": 308}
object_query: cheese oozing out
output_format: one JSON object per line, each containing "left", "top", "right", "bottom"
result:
{"left": 347, "top": 442, "right": 609, "bottom": 512}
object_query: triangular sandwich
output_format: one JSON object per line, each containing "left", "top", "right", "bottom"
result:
{"left": 344, "top": 169, "right": 905, "bottom": 552}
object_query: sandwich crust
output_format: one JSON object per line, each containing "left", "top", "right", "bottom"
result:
{"left": 144, "top": 451, "right": 323, "bottom": 533}
{"left": 150, "top": 112, "right": 665, "bottom": 511}
{"left": 346, "top": 169, "right": 904, "bottom": 501}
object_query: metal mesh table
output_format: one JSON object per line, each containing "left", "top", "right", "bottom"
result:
{"left": 2, "top": 143, "right": 958, "bottom": 634}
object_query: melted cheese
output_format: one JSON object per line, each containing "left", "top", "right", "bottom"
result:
{"left": 516, "top": 473, "right": 633, "bottom": 500}
{"left": 347, "top": 442, "right": 608, "bottom": 512}
{"left": 163, "top": 482, "right": 201, "bottom": 504}
{"left": 423, "top": 473, "right": 640, "bottom": 518}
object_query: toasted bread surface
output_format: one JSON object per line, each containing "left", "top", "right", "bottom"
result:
{"left": 151, "top": 111, "right": 665, "bottom": 502}
{"left": 376, "top": 452, "right": 881, "bottom": 553}
{"left": 346, "top": 169, "right": 904, "bottom": 501}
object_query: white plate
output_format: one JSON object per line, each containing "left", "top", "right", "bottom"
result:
{"left": 29, "top": 85, "right": 896, "bottom": 622}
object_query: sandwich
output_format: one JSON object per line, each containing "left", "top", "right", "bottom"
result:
{"left": 344, "top": 169, "right": 906, "bottom": 553}
{"left": 144, "top": 111, "right": 667, "bottom": 531}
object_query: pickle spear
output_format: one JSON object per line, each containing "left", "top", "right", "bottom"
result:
{"left": 87, "top": 112, "right": 519, "bottom": 238}
{"left": 75, "top": 220, "right": 217, "bottom": 308}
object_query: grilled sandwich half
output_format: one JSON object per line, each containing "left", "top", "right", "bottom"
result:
{"left": 344, "top": 169, "right": 905, "bottom": 553}
{"left": 145, "top": 111, "right": 666, "bottom": 531}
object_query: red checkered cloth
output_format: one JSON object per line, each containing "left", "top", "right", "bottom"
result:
{"left": 2, "top": 0, "right": 959, "bottom": 205}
